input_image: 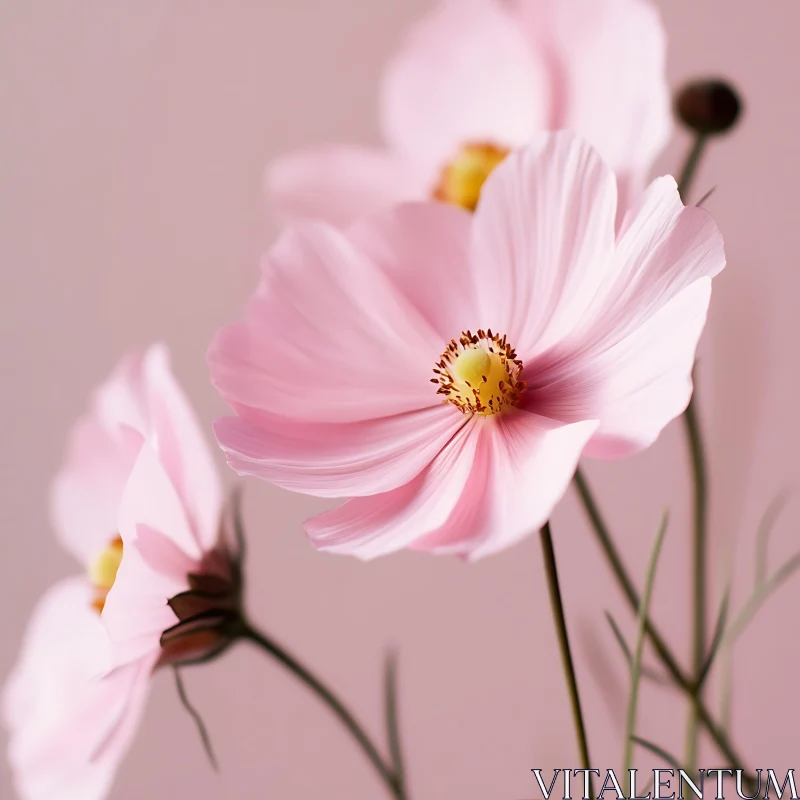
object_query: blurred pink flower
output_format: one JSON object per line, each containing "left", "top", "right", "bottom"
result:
{"left": 3, "top": 346, "right": 230, "bottom": 800}
{"left": 267, "top": 0, "right": 671, "bottom": 227}
{"left": 210, "top": 131, "right": 725, "bottom": 560}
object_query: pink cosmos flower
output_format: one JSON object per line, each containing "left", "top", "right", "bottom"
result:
{"left": 210, "top": 131, "right": 725, "bottom": 560}
{"left": 3, "top": 346, "right": 235, "bottom": 800}
{"left": 267, "top": 0, "right": 671, "bottom": 226}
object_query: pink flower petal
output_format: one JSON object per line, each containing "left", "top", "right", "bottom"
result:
{"left": 416, "top": 413, "right": 599, "bottom": 558}
{"left": 585, "top": 279, "right": 713, "bottom": 457}
{"left": 380, "top": 0, "right": 549, "bottom": 170}
{"left": 471, "top": 131, "right": 618, "bottom": 359}
{"left": 214, "top": 403, "right": 467, "bottom": 498}
{"left": 50, "top": 417, "right": 142, "bottom": 569}
{"left": 534, "top": 279, "right": 713, "bottom": 458}
{"left": 304, "top": 419, "right": 480, "bottom": 557}
{"left": 50, "top": 354, "right": 150, "bottom": 567}
{"left": 346, "top": 201, "right": 477, "bottom": 340}
{"left": 558, "top": 176, "right": 725, "bottom": 356}
{"left": 3, "top": 578, "right": 151, "bottom": 800}
{"left": 117, "top": 442, "right": 202, "bottom": 562}
{"left": 101, "top": 529, "right": 184, "bottom": 668}
{"left": 306, "top": 413, "right": 596, "bottom": 559}
{"left": 143, "top": 346, "right": 222, "bottom": 552}
{"left": 51, "top": 345, "right": 221, "bottom": 565}
{"left": 104, "top": 443, "right": 199, "bottom": 666}
{"left": 208, "top": 223, "right": 443, "bottom": 423}
{"left": 266, "top": 145, "right": 430, "bottom": 228}
{"left": 512, "top": 0, "right": 671, "bottom": 182}
{"left": 521, "top": 176, "right": 724, "bottom": 455}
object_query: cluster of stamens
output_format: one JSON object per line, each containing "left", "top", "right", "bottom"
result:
{"left": 432, "top": 329, "right": 525, "bottom": 416}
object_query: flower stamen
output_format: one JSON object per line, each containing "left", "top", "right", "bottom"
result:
{"left": 433, "top": 329, "right": 525, "bottom": 415}
{"left": 433, "top": 142, "right": 510, "bottom": 211}
{"left": 88, "top": 536, "right": 123, "bottom": 614}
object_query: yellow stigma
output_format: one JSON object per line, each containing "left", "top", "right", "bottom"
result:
{"left": 433, "top": 142, "right": 510, "bottom": 211}
{"left": 433, "top": 329, "right": 525, "bottom": 416}
{"left": 88, "top": 536, "right": 123, "bottom": 614}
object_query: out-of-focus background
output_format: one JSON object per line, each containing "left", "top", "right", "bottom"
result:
{"left": 1, "top": 1, "right": 797, "bottom": 797}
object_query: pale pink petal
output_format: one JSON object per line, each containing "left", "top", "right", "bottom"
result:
{"left": 578, "top": 176, "right": 725, "bottom": 349}
{"left": 471, "top": 131, "right": 618, "bottom": 359}
{"left": 304, "top": 420, "right": 479, "bottom": 557}
{"left": 142, "top": 346, "right": 222, "bottom": 551}
{"left": 50, "top": 351, "right": 153, "bottom": 566}
{"left": 51, "top": 345, "right": 220, "bottom": 564}
{"left": 51, "top": 417, "right": 142, "bottom": 568}
{"left": 517, "top": 177, "right": 724, "bottom": 455}
{"left": 380, "top": 0, "right": 549, "bottom": 170}
{"left": 266, "top": 145, "right": 430, "bottom": 228}
{"left": 417, "top": 413, "right": 598, "bottom": 558}
{"left": 102, "top": 529, "right": 184, "bottom": 668}
{"left": 587, "top": 279, "right": 712, "bottom": 457}
{"left": 306, "top": 414, "right": 596, "bottom": 559}
{"left": 117, "top": 442, "right": 201, "bottom": 562}
{"left": 512, "top": 0, "right": 671, "bottom": 179}
{"left": 208, "top": 223, "right": 443, "bottom": 423}
{"left": 346, "top": 201, "right": 477, "bottom": 340}
{"left": 104, "top": 443, "right": 198, "bottom": 666}
{"left": 3, "top": 578, "right": 151, "bottom": 800}
{"left": 87, "top": 655, "right": 155, "bottom": 778}
{"left": 532, "top": 279, "right": 712, "bottom": 458}
{"left": 89, "top": 351, "right": 151, "bottom": 435}
{"left": 214, "top": 403, "right": 466, "bottom": 498}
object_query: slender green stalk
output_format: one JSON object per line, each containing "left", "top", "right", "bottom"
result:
{"left": 623, "top": 515, "right": 668, "bottom": 795}
{"left": 678, "top": 132, "right": 710, "bottom": 773}
{"left": 677, "top": 133, "right": 709, "bottom": 201}
{"left": 727, "top": 551, "right": 800, "bottom": 644}
{"left": 572, "top": 468, "right": 755, "bottom": 788}
{"left": 683, "top": 386, "right": 707, "bottom": 773}
{"left": 539, "top": 522, "right": 593, "bottom": 795}
{"left": 240, "top": 623, "right": 402, "bottom": 799}
{"left": 384, "top": 651, "right": 409, "bottom": 800}
{"left": 173, "top": 667, "right": 218, "bottom": 771}
{"left": 721, "top": 492, "right": 791, "bottom": 728}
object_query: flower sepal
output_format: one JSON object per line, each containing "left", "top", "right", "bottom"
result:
{"left": 159, "top": 495, "right": 247, "bottom": 668}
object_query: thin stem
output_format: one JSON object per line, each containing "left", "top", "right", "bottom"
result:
{"left": 678, "top": 131, "right": 710, "bottom": 772}
{"left": 173, "top": 667, "right": 218, "bottom": 771}
{"left": 678, "top": 133, "right": 709, "bottom": 201}
{"left": 384, "top": 651, "right": 408, "bottom": 800}
{"left": 240, "top": 623, "right": 401, "bottom": 799}
{"left": 572, "top": 468, "right": 756, "bottom": 788}
{"left": 683, "top": 385, "right": 707, "bottom": 773}
{"left": 623, "top": 514, "right": 668, "bottom": 795}
{"left": 539, "top": 522, "right": 593, "bottom": 794}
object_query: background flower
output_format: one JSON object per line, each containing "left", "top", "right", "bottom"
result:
{"left": 3, "top": 579, "right": 151, "bottom": 800}
{"left": 267, "top": 0, "right": 671, "bottom": 227}
{"left": 210, "top": 131, "right": 725, "bottom": 559}
{"left": 3, "top": 346, "right": 224, "bottom": 800}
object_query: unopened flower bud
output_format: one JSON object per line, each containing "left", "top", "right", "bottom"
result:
{"left": 675, "top": 79, "right": 743, "bottom": 136}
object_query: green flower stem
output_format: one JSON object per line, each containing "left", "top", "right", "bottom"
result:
{"left": 240, "top": 623, "right": 404, "bottom": 799}
{"left": 623, "top": 515, "right": 668, "bottom": 794}
{"left": 573, "top": 468, "right": 755, "bottom": 790}
{"left": 683, "top": 383, "right": 707, "bottom": 774}
{"left": 677, "top": 132, "right": 710, "bottom": 774}
{"left": 540, "top": 522, "right": 594, "bottom": 795}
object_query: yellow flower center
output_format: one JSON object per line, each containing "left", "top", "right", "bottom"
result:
{"left": 433, "top": 329, "right": 525, "bottom": 416}
{"left": 433, "top": 142, "right": 510, "bottom": 212}
{"left": 88, "top": 536, "right": 123, "bottom": 614}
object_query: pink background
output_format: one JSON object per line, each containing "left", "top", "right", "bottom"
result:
{"left": 1, "top": 1, "right": 798, "bottom": 797}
